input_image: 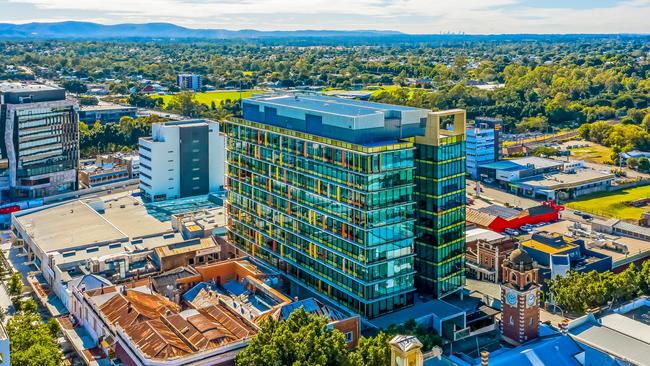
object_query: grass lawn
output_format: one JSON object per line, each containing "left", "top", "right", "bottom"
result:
{"left": 567, "top": 185, "right": 650, "bottom": 220}
{"left": 568, "top": 144, "right": 612, "bottom": 164}
{"left": 155, "top": 90, "right": 256, "bottom": 107}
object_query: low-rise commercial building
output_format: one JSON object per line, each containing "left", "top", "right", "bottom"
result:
{"left": 520, "top": 231, "right": 612, "bottom": 280}
{"left": 465, "top": 228, "right": 517, "bottom": 283}
{"left": 78, "top": 105, "right": 137, "bottom": 125}
{"left": 139, "top": 120, "right": 225, "bottom": 202}
{"left": 466, "top": 201, "right": 563, "bottom": 233}
{"left": 153, "top": 237, "right": 220, "bottom": 272}
{"left": 478, "top": 157, "right": 563, "bottom": 185}
{"left": 479, "top": 157, "right": 614, "bottom": 200}
{"left": 534, "top": 220, "right": 650, "bottom": 273}
{"left": 97, "top": 152, "right": 140, "bottom": 179}
{"left": 79, "top": 162, "right": 130, "bottom": 188}
{"left": 516, "top": 169, "right": 615, "bottom": 201}
{"left": 11, "top": 193, "right": 225, "bottom": 309}
{"left": 70, "top": 277, "right": 258, "bottom": 366}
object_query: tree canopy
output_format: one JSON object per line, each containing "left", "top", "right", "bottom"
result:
{"left": 549, "top": 262, "right": 650, "bottom": 314}
{"left": 7, "top": 307, "right": 62, "bottom": 366}
{"left": 236, "top": 307, "right": 393, "bottom": 366}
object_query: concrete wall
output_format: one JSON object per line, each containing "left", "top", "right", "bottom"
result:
{"left": 209, "top": 129, "right": 226, "bottom": 193}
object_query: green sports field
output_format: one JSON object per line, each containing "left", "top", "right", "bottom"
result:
{"left": 155, "top": 90, "right": 256, "bottom": 107}
{"left": 567, "top": 185, "right": 650, "bottom": 220}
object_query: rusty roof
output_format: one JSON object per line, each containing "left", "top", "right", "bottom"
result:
{"left": 124, "top": 319, "right": 193, "bottom": 360}
{"left": 100, "top": 288, "right": 258, "bottom": 361}
{"left": 199, "top": 305, "right": 257, "bottom": 340}
{"left": 466, "top": 207, "right": 497, "bottom": 227}
{"left": 99, "top": 289, "right": 180, "bottom": 329}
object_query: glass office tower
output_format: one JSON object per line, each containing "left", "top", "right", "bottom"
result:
{"left": 225, "top": 95, "right": 465, "bottom": 318}
{"left": 1, "top": 83, "right": 79, "bottom": 201}
{"left": 413, "top": 110, "right": 466, "bottom": 298}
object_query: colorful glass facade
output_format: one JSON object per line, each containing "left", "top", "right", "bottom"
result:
{"left": 224, "top": 96, "right": 466, "bottom": 318}
{"left": 224, "top": 118, "right": 417, "bottom": 318}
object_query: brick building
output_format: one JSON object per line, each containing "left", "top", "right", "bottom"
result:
{"left": 465, "top": 228, "right": 517, "bottom": 283}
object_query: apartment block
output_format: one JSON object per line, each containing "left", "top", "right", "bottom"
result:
{"left": 0, "top": 82, "right": 79, "bottom": 201}
{"left": 177, "top": 73, "right": 202, "bottom": 91}
{"left": 224, "top": 94, "right": 466, "bottom": 318}
{"left": 138, "top": 120, "right": 225, "bottom": 202}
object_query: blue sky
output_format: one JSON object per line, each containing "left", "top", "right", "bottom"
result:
{"left": 0, "top": 0, "right": 648, "bottom": 34}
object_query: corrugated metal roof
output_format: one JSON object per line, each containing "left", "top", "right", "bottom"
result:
{"left": 479, "top": 205, "right": 521, "bottom": 219}
{"left": 466, "top": 208, "right": 497, "bottom": 227}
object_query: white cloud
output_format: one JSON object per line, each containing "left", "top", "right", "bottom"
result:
{"left": 3, "top": 0, "right": 650, "bottom": 33}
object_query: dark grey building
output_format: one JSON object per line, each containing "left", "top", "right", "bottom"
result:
{"left": 78, "top": 105, "right": 137, "bottom": 125}
{"left": 1, "top": 83, "right": 79, "bottom": 201}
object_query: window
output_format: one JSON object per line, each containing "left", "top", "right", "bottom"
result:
{"left": 344, "top": 332, "right": 353, "bottom": 343}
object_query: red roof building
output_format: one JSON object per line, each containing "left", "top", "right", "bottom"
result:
{"left": 467, "top": 201, "right": 564, "bottom": 233}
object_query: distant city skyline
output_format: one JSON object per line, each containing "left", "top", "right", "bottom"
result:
{"left": 1, "top": 0, "right": 649, "bottom": 34}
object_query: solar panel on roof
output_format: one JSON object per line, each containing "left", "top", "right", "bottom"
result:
{"left": 479, "top": 205, "right": 521, "bottom": 219}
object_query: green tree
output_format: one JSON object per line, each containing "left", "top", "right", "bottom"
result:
{"left": 61, "top": 80, "right": 87, "bottom": 94}
{"left": 516, "top": 116, "right": 548, "bottom": 133}
{"left": 347, "top": 332, "right": 391, "bottom": 366}
{"left": 7, "top": 310, "right": 62, "bottom": 366}
{"left": 8, "top": 272, "right": 22, "bottom": 297}
{"left": 610, "top": 145, "right": 622, "bottom": 165}
{"left": 627, "top": 157, "right": 639, "bottom": 170}
{"left": 639, "top": 157, "right": 650, "bottom": 172}
{"left": 385, "top": 319, "right": 442, "bottom": 351}
{"left": 166, "top": 92, "right": 202, "bottom": 118}
{"left": 20, "top": 298, "right": 38, "bottom": 314}
{"left": 235, "top": 307, "right": 348, "bottom": 366}
{"left": 532, "top": 146, "right": 560, "bottom": 157}
{"left": 118, "top": 116, "right": 136, "bottom": 136}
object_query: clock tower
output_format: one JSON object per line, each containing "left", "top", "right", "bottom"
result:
{"left": 500, "top": 248, "right": 540, "bottom": 345}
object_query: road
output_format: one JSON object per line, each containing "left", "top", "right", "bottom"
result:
{"left": 467, "top": 180, "right": 540, "bottom": 209}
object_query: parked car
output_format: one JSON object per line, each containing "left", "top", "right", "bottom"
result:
{"left": 504, "top": 228, "right": 520, "bottom": 236}
{"left": 519, "top": 225, "right": 533, "bottom": 233}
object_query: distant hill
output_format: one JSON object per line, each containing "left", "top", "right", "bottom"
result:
{"left": 0, "top": 21, "right": 403, "bottom": 40}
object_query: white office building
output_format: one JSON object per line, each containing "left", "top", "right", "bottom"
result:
{"left": 466, "top": 125, "right": 497, "bottom": 179}
{"left": 139, "top": 120, "right": 225, "bottom": 202}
